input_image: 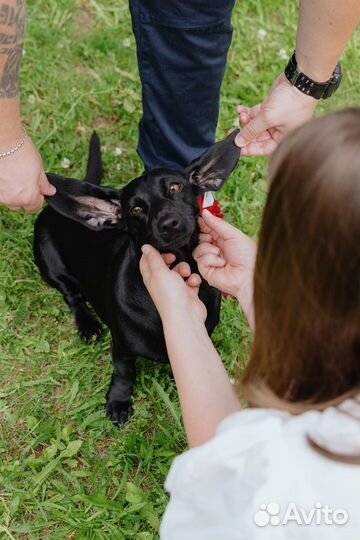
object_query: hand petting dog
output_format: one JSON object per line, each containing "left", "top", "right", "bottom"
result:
{"left": 140, "top": 210, "right": 257, "bottom": 332}
{"left": 140, "top": 245, "right": 207, "bottom": 324}
{"left": 194, "top": 210, "right": 256, "bottom": 329}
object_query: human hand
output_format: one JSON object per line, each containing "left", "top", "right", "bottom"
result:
{"left": 0, "top": 134, "right": 56, "bottom": 212}
{"left": 193, "top": 210, "right": 256, "bottom": 328}
{"left": 235, "top": 74, "right": 318, "bottom": 156}
{"left": 140, "top": 245, "right": 207, "bottom": 324}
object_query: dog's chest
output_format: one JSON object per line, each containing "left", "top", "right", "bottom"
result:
{"left": 105, "top": 249, "right": 219, "bottom": 360}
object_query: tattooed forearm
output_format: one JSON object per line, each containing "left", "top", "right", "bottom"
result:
{"left": 0, "top": 0, "right": 25, "bottom": 98}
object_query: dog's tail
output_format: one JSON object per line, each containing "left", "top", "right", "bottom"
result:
{"left": 84, "top": 131, "right": 103, "bottom": 185}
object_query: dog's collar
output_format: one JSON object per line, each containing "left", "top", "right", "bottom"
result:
{"left": 197, "top": 192, "right": 224, "bottom": 219}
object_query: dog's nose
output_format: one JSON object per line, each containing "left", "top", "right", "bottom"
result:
{"left": 159, "top": 216, "right": 181, "bottom": 234}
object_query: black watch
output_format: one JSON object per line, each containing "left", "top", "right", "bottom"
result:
{"left": 284, "top": 52, "right": 342, "bottom": 100}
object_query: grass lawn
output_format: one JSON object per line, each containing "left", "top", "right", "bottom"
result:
{"left": 0, "top": 1, "right": 359, "bottom": 538}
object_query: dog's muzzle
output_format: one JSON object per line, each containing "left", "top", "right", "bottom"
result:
{"left": 154, "top": 212, "right": 194, "bottom": 250}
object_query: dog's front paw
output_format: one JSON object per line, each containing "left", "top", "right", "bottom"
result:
{"left": 74, "top": 308, "right": 103, "bottom": 343}
{"left": 78, "top": 322, "right": 103, "bottom": 343}
{"left": 106, "top": 399, "right": 133, "bottom": 427}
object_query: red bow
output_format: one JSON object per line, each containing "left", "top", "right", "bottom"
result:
{"left": 197, "top": 194, "right": 224, "bottom": 219}
{"left": 197, "top": 194, "right": 232, "bottom": 297}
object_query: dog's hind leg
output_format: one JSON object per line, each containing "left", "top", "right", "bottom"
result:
{"left": 106, "top": 341, "right": 136, "bottom": 427}
{"left": 34, "top": 229, "right": 103, "bottom": 343}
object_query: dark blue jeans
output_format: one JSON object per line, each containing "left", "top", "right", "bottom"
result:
{"left": 129, "top": 0, "right": 235, "bottom": 170}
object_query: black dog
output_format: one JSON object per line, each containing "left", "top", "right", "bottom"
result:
{"left": 34, "top": 131, "right": 240, "bottom": 426}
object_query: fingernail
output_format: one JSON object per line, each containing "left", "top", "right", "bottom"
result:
{"left": 141, "top": 244, "right": 150, "bottom": 254}
{"left": 235, "top": 135, "right": 246, "bottom": 147}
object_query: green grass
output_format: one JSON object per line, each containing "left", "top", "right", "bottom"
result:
{"left": 0, "top": 1, "right": 359, "bottom": 538}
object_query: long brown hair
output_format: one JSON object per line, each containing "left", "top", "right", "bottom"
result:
{"left": 240, "top": 109, "right": 360, "bottom": 421}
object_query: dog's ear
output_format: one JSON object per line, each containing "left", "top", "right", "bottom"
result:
{"left": 45, "top": 173, "right": 123, "bottom": 231}
{"left": 184, "top": 130, "right": 241, "bottom": 194}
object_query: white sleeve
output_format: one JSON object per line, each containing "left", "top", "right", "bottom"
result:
{"left": 160, "top": 409, "right": 288, "bottom": 540}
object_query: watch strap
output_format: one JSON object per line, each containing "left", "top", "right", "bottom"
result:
{"left": 284, "top": 52, "right": 342, "bottom": 100}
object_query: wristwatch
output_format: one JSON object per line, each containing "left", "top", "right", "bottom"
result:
{"left": 284, "top": 52, "right": 342, "bottom": 100}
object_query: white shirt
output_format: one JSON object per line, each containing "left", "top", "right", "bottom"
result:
{"left": 161, "top": 397, "right": 360, "bottom": 540}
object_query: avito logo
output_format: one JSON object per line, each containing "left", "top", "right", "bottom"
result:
{"left": 253, "top": 502, "right": 349, "bottom": 527}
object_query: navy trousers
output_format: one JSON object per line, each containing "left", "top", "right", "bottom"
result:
{"left": 129, "top": 0, "right": 235, "bottom": 170}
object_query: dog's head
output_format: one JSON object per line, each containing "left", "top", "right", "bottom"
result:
{"left": 45, "top": 131, "right": 240, "bottom": 251}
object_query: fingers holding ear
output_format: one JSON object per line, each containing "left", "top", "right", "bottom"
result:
{"left": 39, "top": 170, "right": 56, "bottom": 197}
{"left": 237, "top": 104, "right": 262, "bottom": 127}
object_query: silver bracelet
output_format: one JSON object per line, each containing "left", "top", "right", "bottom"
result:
{"left": 0, "top": 130, "right": 26, "bottom": 159}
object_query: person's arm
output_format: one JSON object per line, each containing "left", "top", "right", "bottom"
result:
{"left": 296, "top": 0, "right": 360, "bottom": 81}
{"left": 163, "top": 313, "right": 241, "bottom": 448}
{"left": 140, "top": 245, "right": 241, "bottom": 448}
{"left": 0, "top": 1, "right": 25, "bottom": 144}
{"left": 0, "top": 0, "right": 55, "bottom": 212}
{"left": 235, "top": 0, "right": 360, "bottom": 155}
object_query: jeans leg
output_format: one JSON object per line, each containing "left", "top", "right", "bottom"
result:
{"left": 129, "top": 0, "right": 235, "bottom": 170}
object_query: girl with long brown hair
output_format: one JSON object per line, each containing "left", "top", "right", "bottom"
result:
{"left": 140, "top": 109, "right": 360, "bottom": 539}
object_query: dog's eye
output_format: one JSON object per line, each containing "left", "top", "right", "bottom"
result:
{"left": 130, "top": 206, "right": 144, "bottom": 217}
{"left": 169, "top": 183, "right": 183, "bottom": 193}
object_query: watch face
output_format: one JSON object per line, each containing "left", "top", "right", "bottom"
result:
{"left": 333, "top": 64, "right": 342, "bottom": 82}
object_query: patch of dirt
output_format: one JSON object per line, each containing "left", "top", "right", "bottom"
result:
{"left": 94, "top": 116, "right": 118, "bottom": 129}
{"left": 74, "top": 0, "right": 95, "bottom": 37}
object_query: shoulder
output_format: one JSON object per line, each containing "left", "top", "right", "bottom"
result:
{"left": 161, "top": 406, "right": 360, "bottom": 540}
{"left": 165, "top": 408, "right": 287, "bottom": 491}
{"left": 161, "top": 409, "right": 288, "bottom": 540}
